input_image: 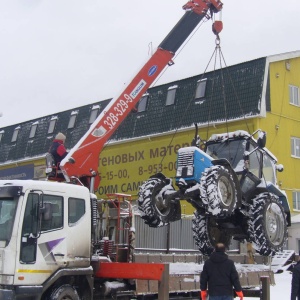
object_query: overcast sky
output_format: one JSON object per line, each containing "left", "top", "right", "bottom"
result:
{"left": 0, "top": 0, "right": 299, "bottom": 128}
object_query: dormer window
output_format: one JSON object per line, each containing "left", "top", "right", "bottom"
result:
{"left": 68, "top": 111, "right": 78, "bottom": 129}
{"left": 89, "top": 105, "right": 100, "bottom": 124}
{"left": 29, "top": 121, "right": 38, "bottom": 138}
{"left": 166, "top": 85, "right": 178, "bottom": 106}
{"left": 195, "top": 79, "right": 207, "bottom": 99}
{"left": 12, "top": 126, "right": 20, "bottom": 142}
{"left": 48, "top": 116, "right": 57, "bottom": 134}
{"left": 137, "top": 94, "right": 148, "bottom": 112}
{"left": 0, "top": 130, "right": 4, "bottom": 143}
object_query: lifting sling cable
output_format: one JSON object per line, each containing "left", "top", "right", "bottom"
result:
{"left": 96, "top": 18, "right": 210, "bottom": 162}
{"left": 151, "top": 16, "right": 209, "bottom": 89}
{"left": 216, "top": 49, "right": 273, "bottom": 189}
{"left": 217, "top": 48, "right": 251, "bottom": 134}
{"left": 159, "top": 45, "right": 220, "bottom": 166}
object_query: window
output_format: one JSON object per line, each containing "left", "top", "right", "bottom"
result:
{"left": 41, "top": 195, "right": 63, "bottom": 232}
{"left": 11, "top": 126, "right": 20, "bottom": 142}
{"left": 289, "top": 85, "right": 299, "bottom": 106}
{"left": 195, "top": 79, "right": 207, "bottom": 99}
{"left": 68, "top": 111, "right": 78, "bottom": 129}
{"left": 293, "top": 191, "right": 300, "bottom": 211}
{"left": 20, "top": 193, "right": 63, "bottom": 263}
{"left": 291, "top": 137, "right": 300, "bottom": 158}
{"left": 262, "top": 153, "right": 276, "bottom": 184}
{"left": 48, "top": 117, "right": 57, "bottom": 134}
{"left": 89, "top": 105, "right": 100, "bottom": 124}
{"left": 137, "top": 94, "right": 148, "bottom": 112}
{"left": 21, "top": 193, "right": 39, "bottom": 263}
{"left": 0, "top": 130, "right": 4, "bottom": 143}
{"left": 29, "top": 122, "right": 38, "bottom": 138}
{"left": 166, "top": 86, "right": 177, "bottom": 106}
{"left": 68, "top": 198, "right": 85, "bottom": 225}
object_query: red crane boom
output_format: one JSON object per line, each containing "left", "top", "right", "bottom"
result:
{"left": 60, "top": 0, "right": 223, "bottom": 190}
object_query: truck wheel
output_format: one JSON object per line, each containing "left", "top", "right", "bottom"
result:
{"left": 248, "top": 193, "right": 287, "bottom": 256}
{"left": 201, "top": 165, "right": 237, "bottom": 217}
{"left": 138, "top": 174, "right": 180, "bottom": 227}
{"left": 48, "top": 284, "right": 80, "bottom": 300}
{"left": 192, "top": 210, "right": 232, "bottom": 256}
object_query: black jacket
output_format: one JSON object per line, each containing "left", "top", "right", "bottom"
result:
{"left": 291, "top": 261, "right": 300, "bottom": 300}
{"left": 200, "top": 251, "right": 242, "bottom": 296}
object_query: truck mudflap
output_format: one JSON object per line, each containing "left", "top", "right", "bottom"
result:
{"left": 0, "top": 289, "right": 15, "bottom": 300}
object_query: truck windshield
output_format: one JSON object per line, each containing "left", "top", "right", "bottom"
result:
{"left": 0, "top": 198, "right": 18, "bottom": 244}
{"left": 206, "top": 139, "right": 247, "bottom": 169}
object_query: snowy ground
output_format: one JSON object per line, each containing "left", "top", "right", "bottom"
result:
{"left": 169, "top": 262, "right": 293, "bottom": 299}
{"left": 273, "top": 271, "right": 292, "bottom": 299}
{"left": 249, "top": 270, "right": 292, "bottom": 300}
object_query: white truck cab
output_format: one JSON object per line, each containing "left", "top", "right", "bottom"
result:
{"left": 0, "top": 180, "right": 94, "bottom": 300}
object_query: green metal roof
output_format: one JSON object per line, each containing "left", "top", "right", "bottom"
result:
{"left": 0, "top": 57, "right": 266, "bottom": 164}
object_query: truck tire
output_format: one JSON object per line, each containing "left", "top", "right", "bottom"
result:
{"left": 138, "top": 174, "right": 180, "bottom": 227}
{"left": 192, "top": 210, "right": 232, "bottom": 256}
{"left": 248, "top": 192, "right": 287, "bottom": 256}
{"left": 48, "top": 284, "right": 80, "bottom": 300}
{"left": 201, "top": 165, "right": 237, "bottom": 217}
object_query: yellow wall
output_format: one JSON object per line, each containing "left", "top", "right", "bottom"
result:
{"left": 2, "top": 56, "right": 299, "bottom": 214}
{"left": 259, "top": 57, "right": 300, "bottom": 211}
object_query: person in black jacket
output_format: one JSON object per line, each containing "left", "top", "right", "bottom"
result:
{"left": 200, "top": 243, "right": 243, "bottom": 300}
{"left": 291, "top": 259, "right": 300, "bottom": 300}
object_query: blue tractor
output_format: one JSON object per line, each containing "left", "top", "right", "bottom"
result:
{"left": 138, "top": 128, "right": 291, "bottom": 256}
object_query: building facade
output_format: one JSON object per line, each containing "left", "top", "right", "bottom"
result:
{"left": 0, "top": 51, "right": 300, "bottom": 248}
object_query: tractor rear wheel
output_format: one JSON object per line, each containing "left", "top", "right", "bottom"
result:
{"left": 192, "top": 210, "right": 232, "bottom": 256}
{"left": 248, "top": 192, "right": 287, "bottom": 256}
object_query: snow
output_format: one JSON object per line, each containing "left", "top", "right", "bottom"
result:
{"left": 291, "top": 214, "right": 300, "bottom": 224}
{"left": 168, "top": 85, "right": 178, "bottom": 90}
{"left": 258, "top": 270, "right": 292, "bottom": 300}
{"left": 169, "top": 262, "right": 293, "bottom": 299}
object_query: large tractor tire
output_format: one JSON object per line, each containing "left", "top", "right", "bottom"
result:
{"left": 201, "top": 165, "right": 237, "bottom": 217}
{"left": 138, "top": 174, "right": 181, "bottom": 227}
{"left": 47, "top": 284, "right": 80, "bottom": 300}
{"left": 248, "top": 192, "right": 288, "bottom": 256}
{"left": 192, "top": 210, "right": 232, "bottom": 256}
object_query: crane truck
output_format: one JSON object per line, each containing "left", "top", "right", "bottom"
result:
{"left": 0, "top": 1, "right": 225, "bottom": 299}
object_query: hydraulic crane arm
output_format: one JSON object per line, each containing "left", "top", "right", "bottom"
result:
{"left": 60, "top": 0, "right": 223, "bottom": 189}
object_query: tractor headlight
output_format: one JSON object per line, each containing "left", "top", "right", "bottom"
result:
{"left": 176, "top": 167, "right": 183, "bottom": 177}
{"left": 187, "top": 166, "right": 194, "bottom": 176}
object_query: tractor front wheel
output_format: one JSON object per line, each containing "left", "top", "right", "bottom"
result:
{"left": 138, "top": 174, "right": 181, "bottom": 227}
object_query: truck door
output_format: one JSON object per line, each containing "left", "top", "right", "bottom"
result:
{"left": 15, "top": 191, "right": 65, "bottom": 286}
